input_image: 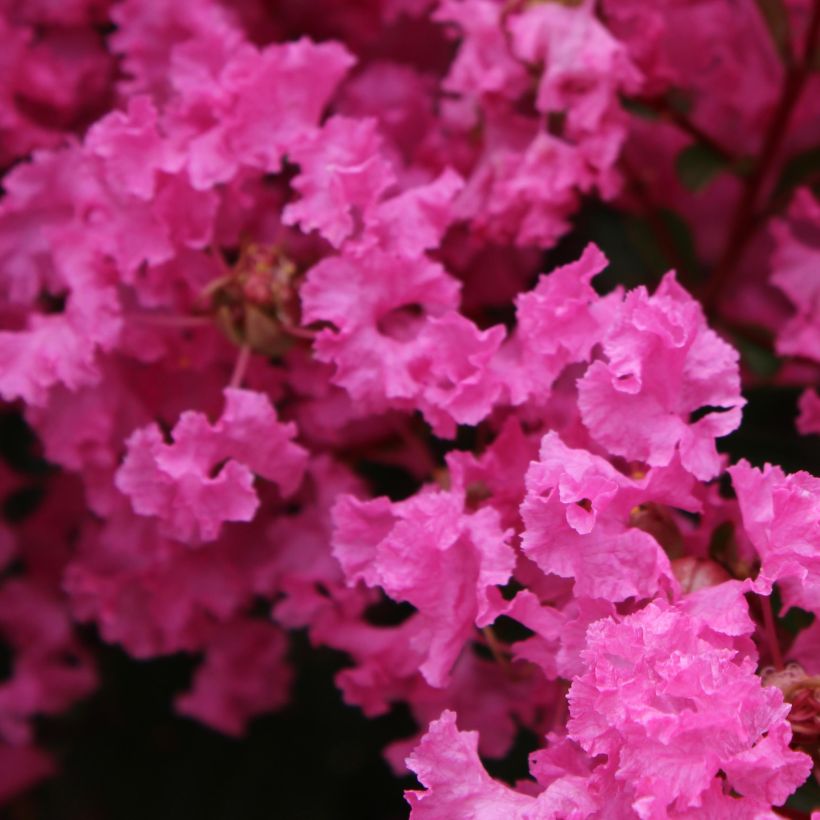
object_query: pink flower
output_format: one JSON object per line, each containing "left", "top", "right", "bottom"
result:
{"left": 770, "top": 188, "right": 820, "bottom": 363}
{"left": 175, "top": 620, "right": 291, "bottom": 735}
{"left": 435, "top": 1, "right": 529, "bottom": 101}
{"left": 405, "top": 312, "right": 505, "bottom": 437}
{"left": 283, "top": 116, "right": 396, "bottom": 248}
{"left": 0, "top": 243, "right": 122, "bottom": 406}
{"left": 797, "top": 388, "right": 820, "bottom": 436}
{"left": 2, "top": 0, "right": 820, "bottom": 810}
{"left": 509, "top": 0, "right": 641, "bottom": 175}
{"left": 521, "top": 431, "right": 689, "bottom": 602}
{"left": 457, "top": 129, "right": 590, "bottom": 247}
{"left": 85, "top": 96, "right": 177, "bottom": 200}
{"left": 188, "top": 39, "right": 355, "bottom": 188}
{"left": 446, "top": 416, "right": 539, "bottom": 530}
{"left": 578, "top": 272, "right": 744, "bottom": 479}
{"left": 568, "top": 601, "right": 811, "bottom": 815}
{"left": 405, "top": 710, "right": 596, "bottom": 819}
{"left": 65, "top": 512, "right": 250, "bottom": 658}
{"left": 0, "top": 579, "right": 95, "bottom": 745}
{"left": 406, "top": 710, "right": 539, "bottom": 818}
{"left": 361, "top": 169, "right": 464, "bottom": 257}
{"left": 302, "top": 249, "right": 504, "bottom": 433}
{"left": 510, "top": 243, "right": 611, "bottom": 401}
{"left": 116, "top": 388, "right": 307, "bottom": 543}
{"left": 332, "top": 487, "right": 514, "bottom": 686}
{"left": 501, "top": 589, "right": 615, "bottom": 681}
{"left": 730, "top": 460, "right": 820, "bottom": 615}
{"left": 0, "top": 10, "right": 114, "bottom": 167}
{"left": 337, "top": 60, "right": 438, "bottom": 167}
{"left": 109, "top": 0, "right": 245, "bottom": 101}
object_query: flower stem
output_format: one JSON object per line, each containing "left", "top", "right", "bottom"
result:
{"left": 481, "top": 626, "right": 511, "bottom": 672}
{"left": 634, "top": 95, "right": 738, "bottom": 163}
{"left": 704, "top": 0, "right": 820, "bottom": 312}
{"left": 760, "top": 593, "right": 785, "bottom": 671}
{"left": 229, "top": 344, "right": 251, "bottom": 389}
{"left": 279, "top": 322, "right": 317, "bottom": 341}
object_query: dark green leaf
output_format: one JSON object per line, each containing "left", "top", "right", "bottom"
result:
{"left": 772, "top": 145, "right": 820, "bottom": 203}
{"left": 732, "top": 333, "right": 782, "bottom": 378}
{"left": 785, "top": 776, "right": 820, "bottom": 813}
{"left": 620, "top": 96, "right": 660, "bottom": 121}
{"left": 732, "top": 155, "right": 756, "bottom": 178}
{"left": 623, "top": 207, "right": 702, "bottom": 285}
{"left": 657, "top": 208, "right": 701, "bottom": 278}
{"left": 675, "top": 143, "right": 728, "bottom": 192}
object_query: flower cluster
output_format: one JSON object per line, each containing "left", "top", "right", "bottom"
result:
{"left": 0, "top": 0, "right": 819, "bottom": 816}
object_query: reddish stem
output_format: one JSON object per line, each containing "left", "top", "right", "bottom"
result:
{"left": 551, "top": 680, "right": 570, "bottom": 732}
{"left": 228, "top": 344, "right": 251, "bottom": 389}
{"left": 760, "top": 593, "right": 785, "bottom": 671}
{"left": 279, "top": 322, "right": 317, "bottom": 341}
{"left": 704, "top": 0, "right": 820, "bottom": 312}
{"left": 636, "top": 96, "right": 738, "bottom": 163}
{"left": 480, "top": 626, "right": 511, "bottom": 671}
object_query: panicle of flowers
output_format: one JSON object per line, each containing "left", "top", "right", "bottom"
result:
{"left": 0, "top": 0, "right": 818, "bottom": 814}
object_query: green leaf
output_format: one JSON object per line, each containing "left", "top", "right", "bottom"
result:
{"left": 732, "top": 333, "right": 782, "bottom": 378}
{"left": 675, "top": 143, "right": 728, "bottom": 193}
{"left": 657, "top": 208, "right": 701, "bottom": 278}
{"left": 772, "top": 145, "right": 820, "bottom": 203}
{"left": 620, "top": 96, "right": 660, "bottom": 121}
{"left": 785, "top": 776, "right": 820, "bottom": 813}
{"left": 754, "top": 0, "right": 792, "bottom": 63}
{"left": 621, "top": 206, "right": 703, "bottom": 287}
